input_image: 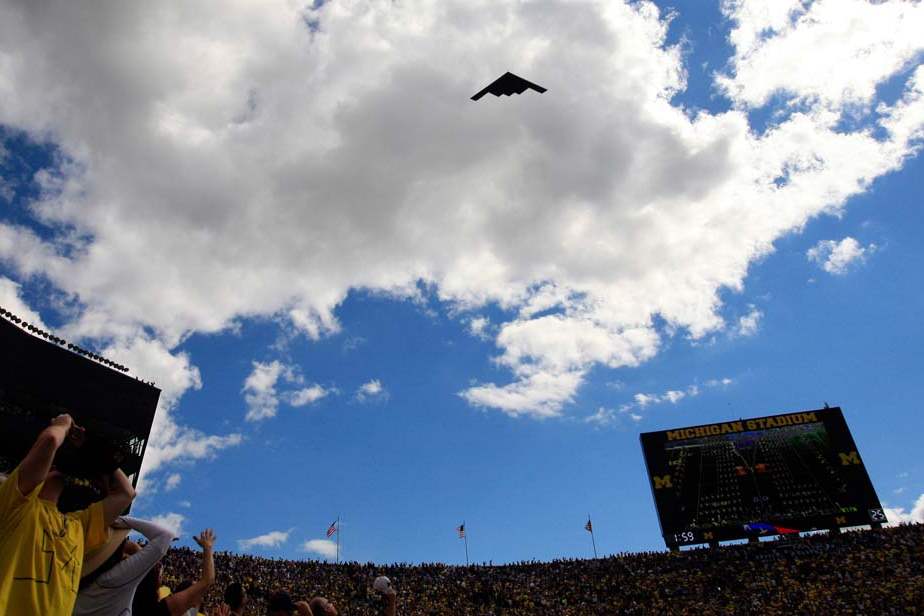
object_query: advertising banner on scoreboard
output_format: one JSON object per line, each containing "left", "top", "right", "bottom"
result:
{"left": 640, "top": 407, "right": 886, "bottom": 548}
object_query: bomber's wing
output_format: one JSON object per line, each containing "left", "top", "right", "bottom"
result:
{"left": 471, "top": 72, "right": 547, "bottom": 101}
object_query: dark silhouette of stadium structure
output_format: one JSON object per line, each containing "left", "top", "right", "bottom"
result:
{"left": 0, "top": 307, "right": 159, "bottom": 510}
{"left": 471, "top": 72, "right": 547, "bottom": 100}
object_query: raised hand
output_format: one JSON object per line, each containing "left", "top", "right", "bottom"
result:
{"left": 194, "top": 529, "right": 216, "bottom": 550}
{"left": 210, "top": 604, "right": 230, "bottom": 616}
{"left": 51, "top": 413, "right": 73, "bottom": 430}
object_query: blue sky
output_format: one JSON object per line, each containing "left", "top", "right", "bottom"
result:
{"left": 1, "top": 0, "right": 923, "bottom": 564}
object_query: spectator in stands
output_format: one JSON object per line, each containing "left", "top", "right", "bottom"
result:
{"left": 266, "top": 590, "right": 303, "bottom": 615}
{"left": 0, "top": 413, "right": 136, "bottom": 616}
{"left": 157, "top": 523, "right": 923, "bottom": 615}
{"left": 307, "top": 596, "right": 338, "bottom": 615}
{"left": 133, "top": 529, "right": 216, "bottom": 616}
{"left": 223, "top": 581, "right": 247, "bottom": 615}
{"left": 75, "top": 515, "right": 176, "bottom": 615}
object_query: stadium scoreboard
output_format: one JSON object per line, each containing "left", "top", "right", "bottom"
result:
{"left": 640, "top": 407, "right": 886, "bottom": 548}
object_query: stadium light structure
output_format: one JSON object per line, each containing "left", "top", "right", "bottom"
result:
{"left": 0, "top": 305, "right": 135, "bottom": 378}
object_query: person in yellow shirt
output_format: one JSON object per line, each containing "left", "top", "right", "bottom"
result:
{"left": 0, "top": 413, "right": 136, "bottom": 616}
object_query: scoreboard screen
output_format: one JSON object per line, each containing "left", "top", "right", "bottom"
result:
{"left": 640, "top": 407, "right": 886, "bottom": 548}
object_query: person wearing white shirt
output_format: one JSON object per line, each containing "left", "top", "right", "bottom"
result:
{"left": 75, "top": 516, "right": 175, "bottom": 616}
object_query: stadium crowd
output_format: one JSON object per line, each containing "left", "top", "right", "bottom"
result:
{"left": 161, "top": 523, "right": 924, "bottom": 615}
{"left": 2, "top": 413, "right": 923, "bottom": 615}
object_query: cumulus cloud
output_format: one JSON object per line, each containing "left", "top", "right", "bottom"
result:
{"left": 164, "top": 473, "right": 181, "bottom": 492}
{"left": 243, "top": 360, "right": 330, "bottom": 418}
{"left": 468, "top": 316, "right": 490, "bottom": 340}
{"left": 719, "top": 0, "right": 924, "bottom": 110}
{"left": 243, "top": 360, "right": 293, "bottom": 422}
{"left": 0, "top": 276, "right": 49, "bottom": 330}
{"left": 884, "top": 494, "right": 924, "bottom": 526}
{"left": 287, "top": 385, "right": 330, "bottom": 407}
{"left": 0, "top": 0, "right": 921, "bottom": 421}
{"left": 807, "top": 237, "right": 876, "bottom": 275}
{"left": 150, "top": 512, "right": 185, "bottom": 537}
{"left": 302, "top": 538, "right": 338, "bottom": 559}
{"left": 585, "top": 377, "right": 732, "bottom": 426}
{"left": 355, "top": 379, "right": 387, "bottom": 403}
{"left": 627, "top": 378, "right": 732, "bottom": 412}
{"left": 736, "top": 305, "right": 763, "bottom": 337}
{"left": 238, "top": 529, "right": 291, "bottom": 551}
{"left": 584, "top": 405, "right": 642, "bottom": 428}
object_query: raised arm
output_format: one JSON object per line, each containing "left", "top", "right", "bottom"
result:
{"left": 18, "top": 413, "right": 79, "bottom": 496}
{"left": 95, "top": 516, "right": 176, "bottom": 588}
{"left": 164, "top": 529, "right": 216, "bottom": 616}
{"left": 100, "top": 469, "right": 136, "bottom": 525}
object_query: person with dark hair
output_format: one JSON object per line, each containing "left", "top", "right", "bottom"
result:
{"left": 223, "top": 581, "right": 247, "bottom": 615}
{"left": 132, "top": 529, "right": 216, "bottom": 616}
{"left": 74, "top": 515, "right": 176, "bottom": 615}
{"left": 0, "top": 413, "right": 136, "bottom": 616}
{"left": 264, "top": 590, "right": 343, "bottom": 616}
{"left": 266, "top": 590, "right": 301, "bottom": 616}
{"left": 306, "top": 596, "right": 338, "bottom": 616}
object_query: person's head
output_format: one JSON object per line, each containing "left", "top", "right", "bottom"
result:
{"left": 80, "top": 536, "right": 130, "bottom": 589}
{"left": 267, "top": 590, "right": 297, "bottom": 616}
{"left": 224, "top": 581, "right": 247, "bottom": 610}
{"left": 308, "top": 597, "right": 338, "bottom": 616}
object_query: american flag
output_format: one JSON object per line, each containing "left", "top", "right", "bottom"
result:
{"left": 585, "top": 519, "right": 593, "bottom": 533}
{"left": 326, "top": 520, "right": 338, "bottom": 538}
{"left": 456, "top": 523, "right": 465, "bottom": 539}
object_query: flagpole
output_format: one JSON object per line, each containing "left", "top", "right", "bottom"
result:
{"left": 336, "top": 515, "right": 340, "bottom": 564}
{"left": 588, "top": 515, "right": 597, "bottom": 559}
{"left": 464, "top": 521, "right": 469, "bottom": 566}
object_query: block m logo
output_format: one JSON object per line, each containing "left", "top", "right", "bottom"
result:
{"left": 653, "top": 475, "right": 673, "bottom": 489}
{"left": 839, "top": 451, "right": 861, "bottom": 465}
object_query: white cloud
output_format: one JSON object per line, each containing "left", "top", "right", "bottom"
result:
{"left": 0, "top": 0, "right": 920, "bottom": 421}
{"left": 807, "top": 237, "right": 876, "bottom": 275}
{"left": 585, "top": 407, "right": 618, "bottom": 427}
{"left": 150, "top": 512, "right": 185, "bottom": 537}
{"left": 0, "top": 276, "right": 49, "bottom": 330}
{"left": 634, "top": 393, "right": 660, "bottom": 409}
{"left": 164, "top": 473, "right": 182, "bottom": 492}
{"left": 584, "top": 405, "right": 642, "bottom": 428}
{"left": 468, "top": 316, "right": 490, "bottom": 340}
{"left": 302, "top": 538, "right": 338, "bottom": 559}
{"left": 243, "top": 360, "right": 329, "bottom": 418}
{"left": 884, "top": 494, "right": 924, "bottom": 526}
{"left": 242, "top": 360, "right": 291, "bottom": 421}
{"left": 719, "top": 0, "right": 924, "bottom": 110}
{"left": 238, "top": 529, "right": 291, "bottom": 550}
{"left": 736, "top": 305, "right": 763, "bottom": 337}
{"left": 287, "top": 384, "right": 330, "bottom": 407}
{"left": 355, "top": 379, "right": 387, "bottom": 403}
{"left": 626, "top": 377, "right": 734, "bottom": 415}
{"left": 463, "top": 370, "right": 584, "bottom": 418}
{"left": 178, "top": 500, "right": 192, "bottom": 508}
